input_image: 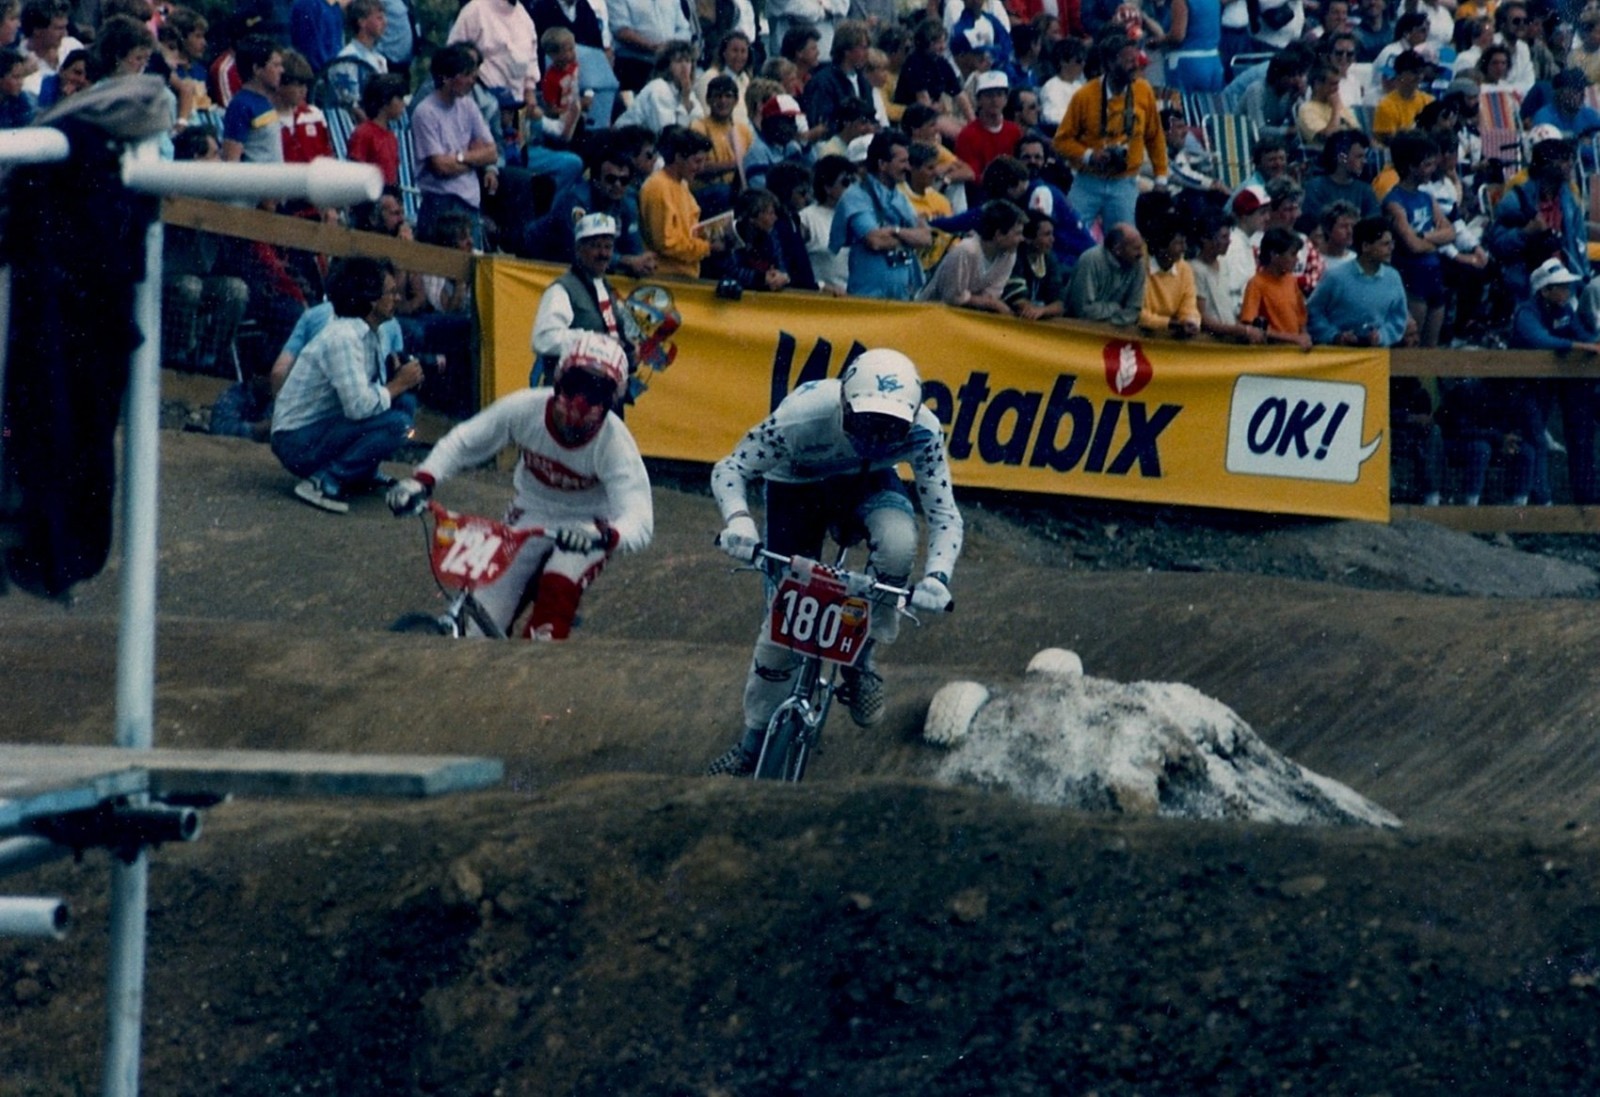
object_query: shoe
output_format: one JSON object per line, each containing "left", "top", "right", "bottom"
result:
{"left": 836, "top": 664, "right": 885, "bottom": 728}
{"left": 294, "top": 477, "right": 349, "bottom": 514}
{"left": 705, "top": 744, "right": 754, "bottom": 777}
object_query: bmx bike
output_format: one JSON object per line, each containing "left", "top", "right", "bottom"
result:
{"left": 731, "top": 544, "right": 921, "bottom": 782}
{"left": 391, "top": 499, "right": 588, "bottom": 639}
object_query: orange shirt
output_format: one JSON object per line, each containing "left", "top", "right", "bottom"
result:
{"left": 1240, "top": 269, "right": 1307, "bottom": 337}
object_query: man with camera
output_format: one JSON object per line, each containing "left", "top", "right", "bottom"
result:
{"left": 270, "top": 257, "right": 424, "bottom": 514}
{"left": 829, "top": 129, "right": 933, "bottom": 301}
{"left": 1050, "top": 32, "right": 1167, "bottom": 235}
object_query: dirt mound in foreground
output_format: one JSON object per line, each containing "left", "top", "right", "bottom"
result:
{"left": 5, "top": 425, "right": 1600, "bottom": 1094}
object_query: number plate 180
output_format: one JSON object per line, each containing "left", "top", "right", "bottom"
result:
{"left": 769, "top": 573, "right": 872, "bottom": 667}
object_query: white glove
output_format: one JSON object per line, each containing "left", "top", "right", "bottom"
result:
{"left": 911, "top": 574, "right": 952, "bottom": 613}
{"left": 386, "top": 477, "right": 431, "bottom": 516}
{"left": 718, "top": 514, "right": 760, "bottom": 562}
{"left": 553, "top": 524, "right": 601, "bottom": 553}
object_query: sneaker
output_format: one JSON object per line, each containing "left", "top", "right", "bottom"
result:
{"left": 705, "top": 744, "right": 754, "bottom": 777}
{"left": 293, "top": 477, "right": 348, "bottom": 514}
{"left": 836, "top": 664, "right": 886, "bottom": 728}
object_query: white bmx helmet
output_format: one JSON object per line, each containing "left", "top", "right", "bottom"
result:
{"left": 840, "top": 349, "right": 923, "bottom": 424}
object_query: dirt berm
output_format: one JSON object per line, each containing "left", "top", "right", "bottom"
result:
{"left": 4, "top": 423, "right": 1600, "bottom": 1095}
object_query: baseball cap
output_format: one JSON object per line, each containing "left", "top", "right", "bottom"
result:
{"left": 1527, "top": 122, "right": 1568, "bottom": 145}
{"left": 573, "top": 212, "right": 618, "bottom": 241}
{"left": 974, "top": 71, "right": 1010, "bottom": 94}
{"left": 1232, "top": 185, "right": 1268, "bottom": 216}
{"left": 1531, "top": 257, "right": 1583, "bottom": 292}
{"left": 760, "top": 93, "right": 804, "bottom": 122}
{"left": 1554, "top": 67, "right": 1589, "bottom": 90}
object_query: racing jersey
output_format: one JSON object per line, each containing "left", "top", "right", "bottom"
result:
{"left": 417, "top": 388, "right": 653, "bottom": 553}
{"left": 711, "top": 379, "right": 963, "bottom": 580}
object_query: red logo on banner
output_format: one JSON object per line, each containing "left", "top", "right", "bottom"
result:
{"left": 1103, "top": 340, "right": 1153, "bottom": 397}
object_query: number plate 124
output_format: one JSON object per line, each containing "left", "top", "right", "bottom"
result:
{"left": 770, "top": 572, "right": 872, "bottom": 667}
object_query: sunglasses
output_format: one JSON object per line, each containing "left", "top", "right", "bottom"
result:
{"left": 600, "top": 170, "right": 630, "bottom": 184}
{"left": 1333, "top": 49, "right": 1356, "bottom": 57}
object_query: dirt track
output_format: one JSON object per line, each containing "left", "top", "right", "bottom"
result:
{"left": 5, "top": 425, "right": 1600, "bottom": 1093}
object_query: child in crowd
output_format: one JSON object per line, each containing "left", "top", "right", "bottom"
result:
{"left": 539, "top": 26, "right": 579, "bottom": 114}
{"left": 0, "top": 46, "right": 32, "bottom": 128}
{"left": 762, "top": 160, "right": 820, "bottom": 291}
{"left": 799, "top": 153, "right": 853, "bottom": 295}
{"left": 347, "top": 72, "right": 409, "bottom": 187}
{"left": 276, "top": 49, "right": 332, "bottom": 164}
{"left": 726, "top": 187, "right": 792, "bottom": 292}
{"left": 1384, "top": 128, "right": 1454, "bottom": 347}
{"left": 1317, "top": 201, "right": 1361, "bottom": 271}
{"left": 1038, "top": 37, "right": 1086, "bottom": 131}
{"left": 1241, "top": 226, "right": 1312, "bottom": 348}
{"left": 1140, "top": 215, "right": 1202, "bottom": 336}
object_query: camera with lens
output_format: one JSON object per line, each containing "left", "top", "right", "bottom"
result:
{"left": 1102, "top": 144, "right": 1129, "bottom": 174}
{"left": 715, "top": 278, "right": 743, "bottom": 301}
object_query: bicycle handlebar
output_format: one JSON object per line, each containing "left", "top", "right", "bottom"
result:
{"left": 747, "top": 546, "right": 914, "bottom": 601}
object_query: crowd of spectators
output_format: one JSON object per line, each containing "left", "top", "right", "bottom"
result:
{"left": 16, "top": 0, "right": 1600, "bottom": 505}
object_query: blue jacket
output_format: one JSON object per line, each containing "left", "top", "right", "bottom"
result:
{"left": 1510, "top": 293, "right": 1599, "bottom": 351}
{"left": 1488, "top": 180, "right": 1590, "bottom": 298}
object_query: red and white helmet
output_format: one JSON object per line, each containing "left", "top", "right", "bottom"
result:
{"left": 554, "top": 331, "right": 629, "bottom": 405}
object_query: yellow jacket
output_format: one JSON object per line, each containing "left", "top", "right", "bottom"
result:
{"left": 1052, "top": 76, "right": 1168, "bottom": 181}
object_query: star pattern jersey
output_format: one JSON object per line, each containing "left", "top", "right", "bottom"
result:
{"left": 711, "top": 379, "right": 963, "bottom": 579}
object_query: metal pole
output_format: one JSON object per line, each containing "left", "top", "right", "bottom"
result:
{"left": 102, "top": 853, "right": 147, "bottom": 1096}
{"left": 104, "top": 136, "right": 165, "bottom": 1097}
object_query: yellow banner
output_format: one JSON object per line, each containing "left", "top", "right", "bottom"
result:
{"left": 478, "top": 257, "right": 1389, "bottom": 522}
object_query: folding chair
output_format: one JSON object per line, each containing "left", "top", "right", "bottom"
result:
{"left": 1478, "top": 88, "right": 1525, "bottom": 170}
{"left": 323, "top": 106, "right": 355, "bottom": 160}
{"left": 1201, "top": 112, "right": 1258, "bottom": 191}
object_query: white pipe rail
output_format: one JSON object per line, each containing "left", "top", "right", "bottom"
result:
{"left": 0, "top": 127, "right": 69, "bottom": 164}
{"left": 0, "top": 897, "right": 70, "bottom": 940}
{"left": 121, "top": 156, "right": 382, "bottom": 207}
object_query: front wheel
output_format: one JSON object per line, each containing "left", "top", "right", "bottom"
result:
{"left": 755, "top": 705, "right": 810, "bottom": 782}
{"left": 390, "top": 612, "right": 451, "bottom": 635}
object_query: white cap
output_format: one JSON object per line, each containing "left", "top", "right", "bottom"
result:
{"left": 573, "top": 211, "right": 618, "bottom": 241}
{"left": 846, "top": 133, "right": 874, "bottom": 164}
{"left": 974, "top": 71, "right": 1010, "bottom": 94}
{"left": 1527, "top": 123, "right": 1567, "bottom": 145}
{"left": 1531, "top": 257, "right": 1583, "bottom": 292}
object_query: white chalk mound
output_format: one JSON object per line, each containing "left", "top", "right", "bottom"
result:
{"left": 923, "top": 649, "right": 1399, "bottom": 828}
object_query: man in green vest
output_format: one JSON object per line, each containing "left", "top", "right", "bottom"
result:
{"left": 530, "top": 211, "right": 640, "bottom": 389}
